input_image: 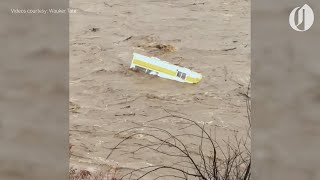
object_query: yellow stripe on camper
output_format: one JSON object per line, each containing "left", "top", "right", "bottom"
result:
{"left": 133, "top": 59, "right": 177, "bottom": 76}
{"left": 186, "top": 76, "right": 202, "bottom": 84}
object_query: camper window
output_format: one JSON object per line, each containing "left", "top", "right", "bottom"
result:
{"left": 177, "top": 71, "right": 186, "bottom": 80}
{"left": 135, "top": 66, "right": 147, "bottom": 73}
{"left": 181, "top": 73, "right": 186, "bottom": 80}
{"left": 177, "top": 71, "right": 182, "bottom": 78}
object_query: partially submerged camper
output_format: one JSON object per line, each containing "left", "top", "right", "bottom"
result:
{"left": 130, "top": 53, "right": 202, "bottom": 84}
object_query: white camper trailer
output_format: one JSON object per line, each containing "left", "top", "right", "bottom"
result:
{"left": 130, "top": 53, "right": 202, "bottom": 84}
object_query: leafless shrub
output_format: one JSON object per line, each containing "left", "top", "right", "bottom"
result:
{"left": 107, "top": 114, "right": 251, "bottom": 180}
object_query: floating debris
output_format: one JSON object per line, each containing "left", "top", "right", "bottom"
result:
{"left": 130, "top": 53, "right": 202, "bottom": 84}
{"left": 222, "top": 47, "right": 237, "bottom": 51}
{"left": 90, "top": 27, "right": 99, "bottom": 32}
{"left": 69, "top": 101, "right": 80, "bottom": 113}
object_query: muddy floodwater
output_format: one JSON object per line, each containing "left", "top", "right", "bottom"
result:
{"left": 70, "top": 0, "right": 250, "bottom": 179}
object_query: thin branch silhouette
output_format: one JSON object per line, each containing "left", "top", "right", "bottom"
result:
{"left": 107, "top": 114, "right": 251, "bottom": 180}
